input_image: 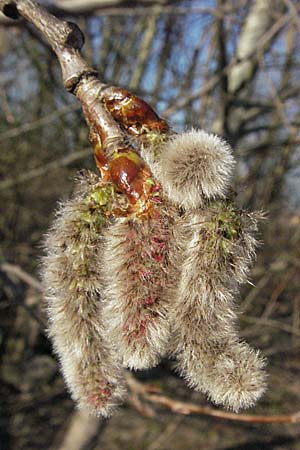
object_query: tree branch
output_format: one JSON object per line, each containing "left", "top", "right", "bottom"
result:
{"left": 1, "top": 262, "right": 43, "bottom": 292}
{"left": 1, "top": 0, "right": 96, "bottom": 90}
{"left": 144, "top": 393, "right": 300, "bottom": 424}
{"left": 0, "top": 147, "right": 91, "bottom": 190}
{"left": 0, "top": 0, "right": 127, "bottom": 159}
{"left": 126, "top": 373, "right": 300, "bottom": 424}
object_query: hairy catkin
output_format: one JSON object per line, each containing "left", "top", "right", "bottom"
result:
{"left": 170, "top": 204, "right": 266, "bottom": 412}
{"left": 142, "top": 129, "right": 235, "bottom": 209}
{"left": 42, "top": 172, "right": 126, "bottom": 416}
{"left": 102, "top": 201, "right": 176, "bottom": 370}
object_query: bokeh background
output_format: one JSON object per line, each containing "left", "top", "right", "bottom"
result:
{"left": 1, "top": 0, "right": 300, "bottom": 449}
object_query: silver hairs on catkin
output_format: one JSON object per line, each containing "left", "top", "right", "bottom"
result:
{"left": 102, "top": 201, "right": 176, "bottom": 370}
{"left": 42, "top": 126, "right": 267, "bottom": 415}
{"left": 42, "top": 172, "right": 126, "bottom": 416}
{"left": 170, "top": 205, "right": 266, "bottom": 412}
{"left": 142, "top": 129, "right": 235, "bottom": 209}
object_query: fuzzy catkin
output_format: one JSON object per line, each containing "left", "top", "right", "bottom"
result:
{"left": 170, "top": 204, "right": 266, "bottom": 412}
{"left": 142, "top": 130, "right": 235, "bottom": 209}
{"left": 102, "top": 201, "right": 176, "bottom": 370}
{"left": 42, "top": 172, "right": 126, "bottom": 416}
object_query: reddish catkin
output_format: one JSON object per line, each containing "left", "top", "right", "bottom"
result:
{"left": 170, "top": 205, "right": 266, "bottom": 412}
{"left": 42, "top": 172, "right": 126, "bottom": 416}
{"left": 102, "top": 200, "right": 177, "bottom": 370}
{"left": 90, "top": 127, "right": 178, "bottom": 370}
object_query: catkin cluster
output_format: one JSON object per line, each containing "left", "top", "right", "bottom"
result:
{"left": 42, "top": 129, "right": 266, "bottom": 416}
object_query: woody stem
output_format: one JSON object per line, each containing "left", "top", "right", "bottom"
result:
{"left": 0, "top": 0, "right": 126, "bottom": 149}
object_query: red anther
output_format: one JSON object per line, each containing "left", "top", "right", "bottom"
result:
{"left": 152, "top": 236, "right": 165, "bottom": 246}
{"left": 139, "top": 319, "right": 147, "bottom": 333}
{"left": 151, "top": 237, "right": 166, "bottom": 251}
{"left": 88, "top": 387, "right": 112, "bottom": 406}
{"left": 150, "top": 196, "right": 162, "bottom": 203}
{"left": 87, "top": 394, "right": 99, "bottom": 406}
{"left": 151, "top": 276, "right": 161, "bottom": 286}
{"left": 151, "top": 252, "right": 163, "bottom": 262}
{"left": 99, "top": 387, "right": 112, "bottom": 398}
{"left": 139, "top": 269, "right": 152, "bottom": 280}
{"left": 143, "top": 295, "right": 157, "bottom": 306}
{"left": 151, "top": 183, "right": 161, "bottom": 193}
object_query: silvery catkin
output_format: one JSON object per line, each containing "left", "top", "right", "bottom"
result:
{"left": 170, "top": 205, "right": 266, "bottom": 412}
{"left": 142, "top": 129, "right": 235, "bottom": 209}
{"left": 42, "top": 171, "right": 126, "bottom": 416}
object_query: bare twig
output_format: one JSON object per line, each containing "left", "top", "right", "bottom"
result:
{"left": 283, "top": 0, "right": 300, "bottom": 33}
{"left": 126, "top": 373, "right": 300, "bottom": 424}
{"left": 54, "top": 410, "right": 104, "bottom": 450}
{"left": 125, "top": 372, "right": 161, "bottom": 396}
{"left": 261, "top": 269, "right": 293, "bottom": 319}
{"left": 0, "top": 147, "right": 91, "bottom": 190}
{"left": 292, "top": 295, "right": 300, "bottom": 346}
{"left": 0, "top": 103, "right": 80, "bottom": 141}
{"left": 129, "top": 5, "right": 161, "bottom": 90}
{"left": 146, "top": 416, "right": 183, "bottom": 450}
{"left": 1, "top": 262, "right": 43, "bottom": 291}
{"left": 163, "top": 13, "right": 290, "bottom": 117}
{"left": 0, "top": 5, "right": 227, "bottom": 24}
{"left": 1, "top": 263, "right": 46, "bottom": 327}
{"left": 241, "top": 315, "right": 300, "bottom": 337}
{"left": 127, "top": 393, "right": 156, "bottom": 419}
{"left": 143, "top": 393, "right": 300, "bottom": 424}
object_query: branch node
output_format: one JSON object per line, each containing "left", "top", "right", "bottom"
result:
{"left": 64, "top": 70, "right": 98, "bottom": 93}
{"left": 65, "top": 21, "right": 85, "bottom": 50}
{"left": 2, "top": 2, "right": 19, "bottom": 19}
